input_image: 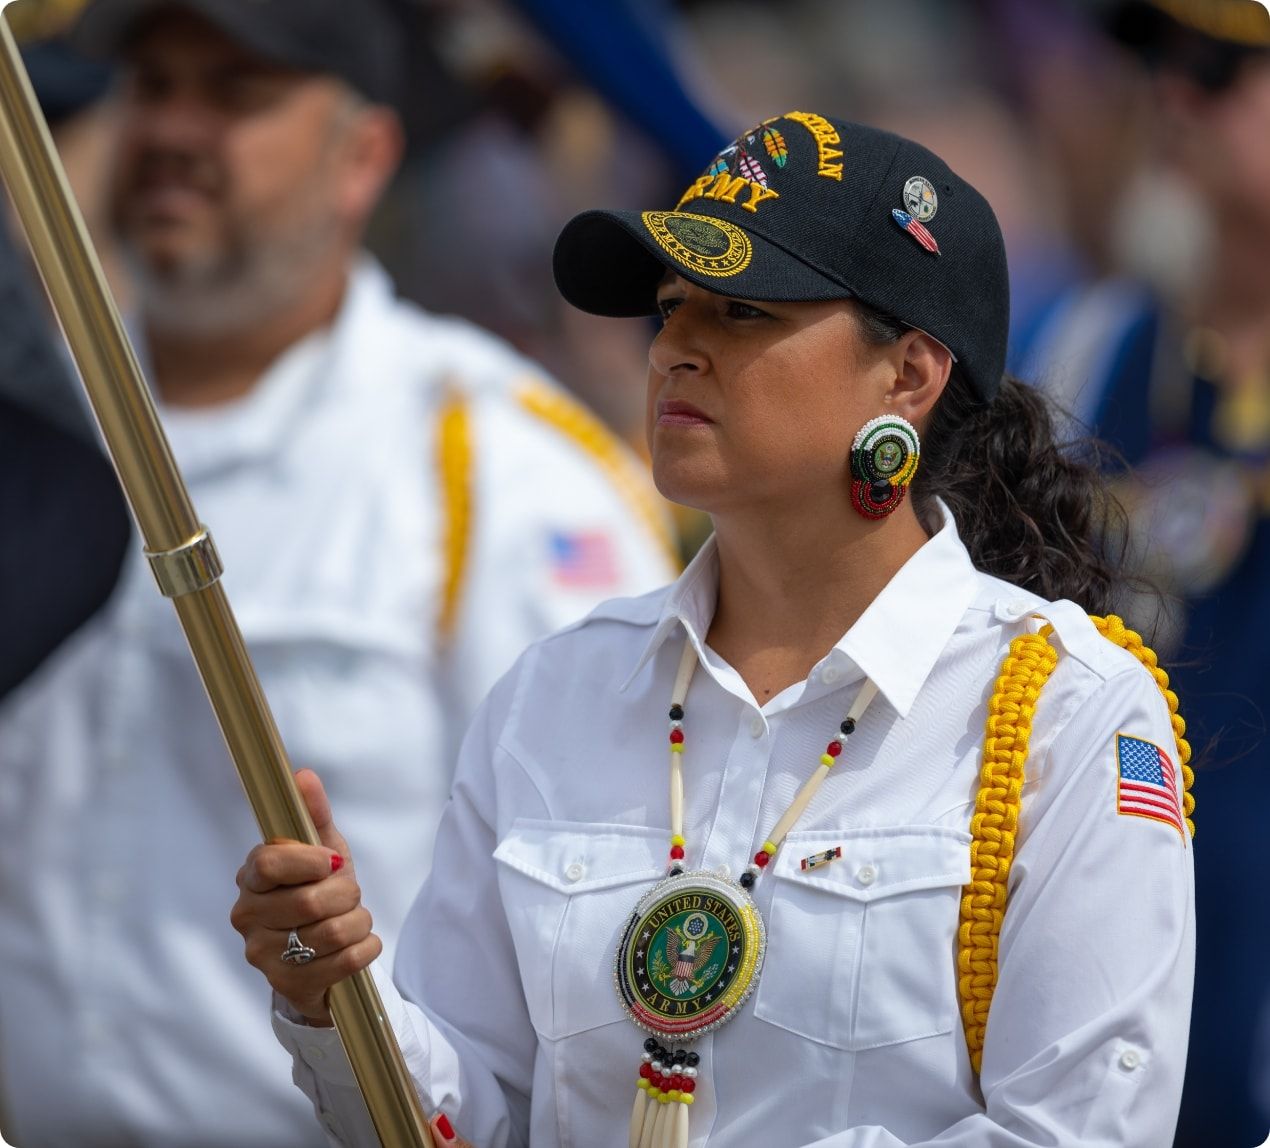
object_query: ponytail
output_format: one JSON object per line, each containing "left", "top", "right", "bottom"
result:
{"left": 854, "top": 304, "right": 1128, "bottom": 615}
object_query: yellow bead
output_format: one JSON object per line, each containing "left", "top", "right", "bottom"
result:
{"left": 667, "top": 1090, "right": 681, "bottom": 1101}
{"left": 820, "top": 753, "right": 835, "bottom": 766}
{"left": 670, "top": 834, "right": 686, "bottom": 847}
{"left": 682, "top": 1095, "right": 694, "bottom": 1106}
{"left": 657, "top": 1092, "right": 670, "bottom": 1104}
{"left": 761, "top": 840, "right": 777, "bottom": 855}
{"left": 671, "top": 743, "right": 684, "bottom": 754}
{"left": 637, "top": 1080, "right": 650, "bottom": 1091}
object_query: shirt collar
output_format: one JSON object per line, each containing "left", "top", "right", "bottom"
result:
{"left": 622, "top": 501, "right": 980, "bottom": 719}
{"left": 143, "top": 258, "right": 388, "bottom": 479}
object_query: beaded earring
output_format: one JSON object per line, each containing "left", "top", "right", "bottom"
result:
{"left": 849, "top": 414, "right": 920, "bottom": 519}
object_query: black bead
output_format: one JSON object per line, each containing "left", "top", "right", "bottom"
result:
{"left": 669, "top": 865, "right": 684, "bottom": 877}
{"left": 669, "top": 704, "right": 684, "bottom": 721}
{"left": 685, "top": 1052, "right": 700, "bottom": 1067}
{"left": 739, "top": 871, "right": 755, "bottom": 889}
{"left": 644, "top": 1037, "right": 658, "bottom": 1053}
{"left": 840, "top": 717, "right": 856, "bottom": 736}
{"left": 673, "top": 1050, "right": 687, "bottom": 1064}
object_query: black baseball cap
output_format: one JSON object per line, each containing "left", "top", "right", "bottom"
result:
{"left": 74, "top": 0, "right": 405, "bottom": 108}
{"left": 1107, "top": 0, "right": 1269, "bottom": 90}
{"left": 553, "top": 113, "right": 1010, "bottom": 404}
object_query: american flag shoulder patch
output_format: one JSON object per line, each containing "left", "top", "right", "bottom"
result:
{"left": 1115, "top": 733, "right": 1185, "bottom": 842}
{"left": 548, "top": 529, "right": 619, "bottom": 590}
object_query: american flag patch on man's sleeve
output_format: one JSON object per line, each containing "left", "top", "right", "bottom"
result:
{"left": 549, "top": 530, "right": 619, "bottom": 589}
{"left": 1116, "top": 733, "right": 1185, "bottom": 842}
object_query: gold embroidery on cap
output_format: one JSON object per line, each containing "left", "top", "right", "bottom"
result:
{"left": 676, "top": 173, "right": 780, "bottom": 215}
{"left": 783, "top": 111, "right": 844, "bottom": 180}
{"left": 642, "top": 212, "right": 753, "bottom": 278}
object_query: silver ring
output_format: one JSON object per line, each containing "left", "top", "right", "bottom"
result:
{"left": 281, "top": 928, "right": 317, "bottom": 966}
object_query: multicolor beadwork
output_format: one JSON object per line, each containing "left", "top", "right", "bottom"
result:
{"left": 621, "top": 639, "right": 879, "bottom": 1148}
{"left": 849, "top": 414, "right": 920, "bottom": 520}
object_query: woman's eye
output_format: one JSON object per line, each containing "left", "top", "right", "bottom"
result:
{"left": 656, "top": 298, "right": 682, "bottom": 322}
{"left": 725, "top": 301, "right": 768, "bottom": 320}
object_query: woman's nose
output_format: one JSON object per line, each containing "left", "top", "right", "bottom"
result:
{"left": 648, "top": 311, "right": 708, "bottom": 378}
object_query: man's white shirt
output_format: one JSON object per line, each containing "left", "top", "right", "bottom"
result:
{"left": 0, "top": 261, "right": 675, "bottom": 1147}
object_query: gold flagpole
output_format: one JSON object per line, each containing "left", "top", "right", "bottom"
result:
{"left": 0, "top": 11, "right": 433, "bottom": 1146}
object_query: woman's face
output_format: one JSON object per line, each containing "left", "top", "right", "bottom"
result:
{"left": 646, "top": 275, "right": 898, "bottom": 518}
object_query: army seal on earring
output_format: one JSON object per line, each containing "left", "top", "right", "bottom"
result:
{"left": 850, "top": 415, "right": 920, "bottom": 519}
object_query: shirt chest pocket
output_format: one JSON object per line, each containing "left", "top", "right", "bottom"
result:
{"left": 493, "top": 819, "right": 665, "bottom": 1041}
{"left": 753, "top": 827, "right": 971, "bottom": 1051}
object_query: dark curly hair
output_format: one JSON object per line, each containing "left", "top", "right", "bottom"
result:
{"left": 855, "top": 304, "right": 1129, "bottom": 616}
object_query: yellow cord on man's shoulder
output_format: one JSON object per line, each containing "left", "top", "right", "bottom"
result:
{"left": 515, "top": 377, "right": 680, "bottom": 569}
{"left": 436, "top": 388, "right": 473, "bottom": 647}
{"left": 957, "top": 613, "right": 1195, "bottom": 1075}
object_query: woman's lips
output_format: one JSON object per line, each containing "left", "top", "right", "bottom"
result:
{"left": 657, "top": 399, "right": 714, "bottom": 426}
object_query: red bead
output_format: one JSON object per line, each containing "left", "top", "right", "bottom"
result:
{"left": 681, "top": 1079, "right": 696, "bottom": 1094}
{"left": 640, "top": 1063, "right": 653, "bottom": 1079}
{"left": 754, "top": 851, "right": 770, "bottom": 867}
{"left": 669, "top": 845, "right": 685, "bottom": 860}
{"left": 669, "top": 729, "right": 684, "bottom": 744}
{"left": 826, "top": 741, "right": 842, "bottom": 756}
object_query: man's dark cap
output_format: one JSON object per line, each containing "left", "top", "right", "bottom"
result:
{"left": 553, "top": 113, "right": 1009, "bottom": 404}
{"left": 1107, "top": 0, "right": 1270, "bottom": 90}
{"left": 74, "top": 0, "right": 406, "bottom": 108}
{"left": 21, "top": 38, "right": 114, "bottom": 126}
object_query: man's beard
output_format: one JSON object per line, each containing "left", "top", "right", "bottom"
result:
{"left": 114, "top": 153, "right": 344, "bottom": 338}
{"left": 125, "top": 226, "right": 337, "bottom": 338}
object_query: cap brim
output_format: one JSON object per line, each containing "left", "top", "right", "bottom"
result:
{"left": 74, "top": 0, "right": 315, "bottom": 75}
{"left": 553, "top": 209, "right": 853, "bottom": 317}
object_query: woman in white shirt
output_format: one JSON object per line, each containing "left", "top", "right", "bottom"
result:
{"left": 232, "top": 113, "right": 1194, "bottom": 1147}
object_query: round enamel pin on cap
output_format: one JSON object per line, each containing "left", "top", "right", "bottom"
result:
{"left": 902, "top": 175, "right": 938, "bottom": 222}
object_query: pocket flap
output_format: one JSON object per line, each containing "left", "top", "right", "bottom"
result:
{"left": 493, "top": 819, "right": 666, "bottom": 894}
{"left": 771, "top": 826, "right": 971, "bottom": 902}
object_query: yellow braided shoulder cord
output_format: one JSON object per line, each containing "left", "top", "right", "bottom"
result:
{"left": 436, "top": 388, "right": 474, "bottom": 648}
{"left": 514, "top": 377, "right": 680, "bottom": 569}
{"left": 957, "top": 614, "right": 1195, "bottom": 1074}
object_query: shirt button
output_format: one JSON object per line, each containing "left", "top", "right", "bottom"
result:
{"left": 749, "top": 716, "right": 765, "bottom": 738}
{"left": 856, "top": 864, "right": 877, "bottom": 886}
{"left": 821, "top": 664, "right": 841, "bottom": 684}
{"left": 1118, "top": 1049, "right": 1141, "bottom": 1071}
{"left": 564, "top": 862, "right": 585, "bottom": 882}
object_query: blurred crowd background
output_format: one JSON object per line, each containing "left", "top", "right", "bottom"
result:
{"left": 2, "top": 0, "right": 1269, "bottom": 1145}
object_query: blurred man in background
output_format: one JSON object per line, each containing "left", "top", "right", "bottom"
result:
{"left": 0, "top": 1, "right": 675, "bottom": 1144}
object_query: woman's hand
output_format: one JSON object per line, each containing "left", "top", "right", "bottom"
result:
{"left": 231, "top": 769, "right": 380, "bottom": 1024}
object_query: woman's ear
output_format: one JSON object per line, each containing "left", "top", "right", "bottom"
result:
{"left": 883, "top": 330, "right": 953, "bottom": 428}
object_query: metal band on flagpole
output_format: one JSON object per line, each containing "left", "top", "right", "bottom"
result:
{"left": 0, "top": 11, "right": 432, "bottom": 1146}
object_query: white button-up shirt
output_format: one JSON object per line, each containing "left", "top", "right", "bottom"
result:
{"left": 0, "top": 261, "right": 675, "bottom": 1147}
{"left": 275, "top": 507, "right": 1194, "bottom": 1147}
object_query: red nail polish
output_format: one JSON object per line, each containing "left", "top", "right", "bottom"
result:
{"left": 435, "top": 1113, "right": 455, "bottom": 1141}
{"left": 330, "top": 854, "right": 344, "bottom": 872}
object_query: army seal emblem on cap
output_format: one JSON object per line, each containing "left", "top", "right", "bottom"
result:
{"left": 641, "top": 211, "right": 753, "bottom": 278}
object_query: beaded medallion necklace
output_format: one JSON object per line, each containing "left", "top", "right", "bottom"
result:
{"left": 617, "top": 639, "right": 878, "bottom": 1148}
